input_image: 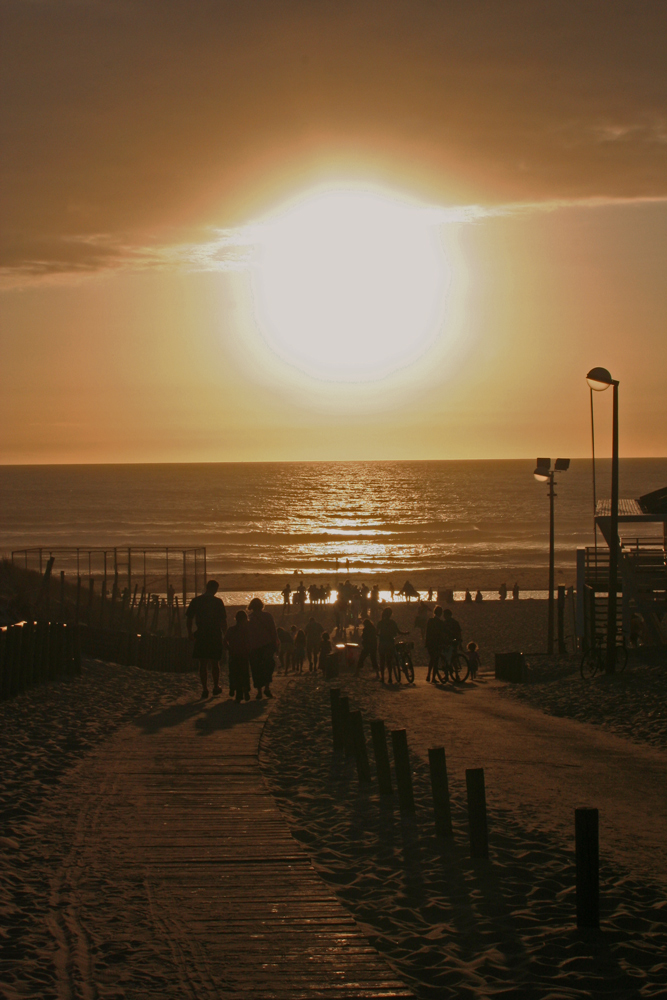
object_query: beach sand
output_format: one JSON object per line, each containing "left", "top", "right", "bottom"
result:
{"left": 2, "top": 598, "right": 666, "bottom": 998}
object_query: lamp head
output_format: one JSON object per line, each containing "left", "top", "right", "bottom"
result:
{"left": 533, "top": 470, "right": 550, "bottom": 482}
{"left": 554, "top": 458, "right": 570, "bottom": 471}
{"left": 586, "top": 367, "right": 613, "bottom": 391}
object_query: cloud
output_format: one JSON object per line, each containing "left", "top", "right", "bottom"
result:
{"left": 2, "top": 0, "right": 666, "bottom": 279}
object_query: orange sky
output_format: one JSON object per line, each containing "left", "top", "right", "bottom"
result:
{"left": 1, "top": 1, "right": 666, "bottom": 463}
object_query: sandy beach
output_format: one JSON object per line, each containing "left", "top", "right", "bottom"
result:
{"left": 2, "top": 597, "right": 666, "bottom": 998}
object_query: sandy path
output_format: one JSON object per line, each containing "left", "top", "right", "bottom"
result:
{"left": 356, "top": 669, "right": 667, "bottom": 890}
{"left": 1, "top": 666, "right": 413, "bottom": 999}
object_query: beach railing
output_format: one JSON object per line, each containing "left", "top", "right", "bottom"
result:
{"left": 0, "top": 621, "right": 81, "bottom": 701}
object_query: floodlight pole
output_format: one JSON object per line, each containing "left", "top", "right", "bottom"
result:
{"left": 547, "top": 470, "right": 555, "bottom": 656}
{"left": 606, "top": 380, "right": 620, "bottom": 674}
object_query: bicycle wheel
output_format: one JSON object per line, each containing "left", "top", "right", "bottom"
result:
{"left": 392, "top": 654, "right": 402, "bottom": 683}
{"left": 451, "top": 652, "right": 469, "bottom": 683}
{"left": 616, "top": 643, "right": 628, "bottom": 673}
{"left": 580, "top": 649, "right": 598, "bottom": 679}
{"left": 402, "top": 654, "right": 415, "bottom": 684}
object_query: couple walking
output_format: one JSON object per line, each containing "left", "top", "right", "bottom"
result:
{"left": 186, "top": 581, "right": 277, "bottom": 701}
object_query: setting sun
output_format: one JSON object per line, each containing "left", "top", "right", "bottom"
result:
{"left": 249, "top": 188, "right": 451, "bottom": 382}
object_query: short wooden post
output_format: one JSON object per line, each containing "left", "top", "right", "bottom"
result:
{"left": 338, "top": 695, "right": 352, "bottom": 754}
{"left": 466, "top": 768, "right": 489, "bottom": 858}
{"left": 575, "top": 807, "right": 599, "bottom": 928}
{"left": 428, "top": 746, "right": 453, "bottom": 837}
{"left": 391, "top": 729, "right": 415, "bottom": 814}
{"left": 329, "top": 687, "right": 343, "bottom": 752}
{"left": 349, "top": 710, "right": 371, "bottom": 785}
{"left": 370, "top": 719, "right": 393, "bottom": 795}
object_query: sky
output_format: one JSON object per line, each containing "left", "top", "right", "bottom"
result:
{"left": 1, "top": 0, "right": 666, "bottom": 463}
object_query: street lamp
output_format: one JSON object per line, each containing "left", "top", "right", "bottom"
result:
{"left": 534, "top": 457, "right": 570, "bottom": 654}
{"left": 586, "top": 367, "right": 619, "bottom": 674}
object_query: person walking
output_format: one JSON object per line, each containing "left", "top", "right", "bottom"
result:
{"left": 441, "top": 608, "right": 462, "bottom": 680}
{"left": 305, "top": 615, "right": 324, "bottom": 671}
{"left": 248, "top": 597, "right": 278, "bottom": 699}
{"left": 466, "top": 641, "right": 481, "bottom": 680}
{"left": 512, "top": 582, "right": 520, "bottom": 601}
{"left": 356, "top": 618, "right": 378, "bottom": 677}
{"left": 293, "top": 628, "right": 306, "bottom": 672}
{"left": 186, "top": 579, "right": 227, "bottom": 699}
{"left": 425, "top": 605, "right": 446, "bottom": 682}
{"left": 225, "top": 610, "right": 252, "bottom": 702}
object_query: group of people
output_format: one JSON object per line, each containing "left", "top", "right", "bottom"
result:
{"left": 186, "top": 580, "right": 482, "bottom": 702}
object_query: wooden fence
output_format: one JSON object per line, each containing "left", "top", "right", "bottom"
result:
{"left": 79, "top": 625, "right": 192, "bottom": 673}
{"left": 0, "top": 621, "right": 81, "bottom": 701}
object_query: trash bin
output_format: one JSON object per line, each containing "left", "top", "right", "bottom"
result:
{"left": 494, "top": 652, "right": 527, "bottom": 683}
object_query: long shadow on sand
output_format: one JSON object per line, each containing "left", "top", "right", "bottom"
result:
{"left": 134, "top": 696, "right": 267, "bottom": 736}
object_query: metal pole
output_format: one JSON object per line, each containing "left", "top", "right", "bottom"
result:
{"left": 166, "top": 547, "right": 169, "bottom": 599}
{"left": 590, "top": 387, "right": 598, "bottom": 568}
{"left": 128, "top": 547, "right": 131, "bottom": 593}
{"left": 606, "top": 381, "right": 619, "bottom": 674}
{"left": 548, "top": 471, "right": 555, "bottom": 655}
{"left": 182, "top": 552, "right": 187, "bottom": 608}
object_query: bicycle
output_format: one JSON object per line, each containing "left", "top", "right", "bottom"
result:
{"left": 432, "top": 643, "right": 469, "bottom": 684}
{"left": 393, "top": 641, "right": 415, "bottom": 684}
{"left": 580, "top": 634, "right": 628, "bottom": 679}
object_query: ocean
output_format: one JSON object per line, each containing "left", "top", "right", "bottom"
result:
{"left": 1, "top": 460, "right": 665, "bottom": 589}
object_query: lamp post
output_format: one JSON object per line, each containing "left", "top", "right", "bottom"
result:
{"left": 586, "top": 367, "right": 619, "bottom": 674}
{"left": 534, "top": 458, "right": 570, "bottom": 655}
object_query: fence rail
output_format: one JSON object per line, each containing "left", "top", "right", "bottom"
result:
{"left": 79, "top": 626, "right": 193, "bottom": 673}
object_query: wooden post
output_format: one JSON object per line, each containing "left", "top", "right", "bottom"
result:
{"left": 428, "top": 747, "right": 453, "bottom": 838}
{"left": 127, "top": 547, "right": 132, "bottom": 593}
{"left": 466, "top": 768, "right": 489, "bottom": 858}
{"left": 337, "top": 695, "right": 352, "bottom": 754}
{"left": 329, "top": 687, "right": 343, "bottom": 752}
{"left": 182, "top": 551, "right": 187, "bottom": 608}
{"left": 370, "top": 719, "right": 393, "bottom": 795}
{"left": 87, "top": 578, "right": 95, "bottom": 624}
{"left": 59, "top": 571, "right": 66, "bottom": 622}
{"left": 75, "top": 575, "right": 81, "bottom": 626}
{"left": 100, "top": 580, "right": 107, "bottom": 627}
{"left": 557, "top": 585, "right": 566, "bottom": 654}
{"left": 130, "top": 584, "right": 138, "bottom": 611}
{"left": 391, "top": 729, "right": 415, "bottom": 814}
{"left": 575, "top": 808, "right": 599, "bottom": 928}
{"left": 349, "top": 710, "right": 371, "bottom": 785}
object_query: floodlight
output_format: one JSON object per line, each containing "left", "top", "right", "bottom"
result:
{"left": 586, "top": 367, "right": 613, "bottom": 391}
{"left": 554, "top": 458, "right": 570, "bottom": 471}
{"left": 536, "top": 457, "right": 551, "bottom": 470}
{"left": 533, "top": 469, "right": 550, "bottom": 482}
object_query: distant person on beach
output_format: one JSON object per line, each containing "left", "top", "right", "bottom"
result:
{"left": 425, "top": 605, "right": 446, "bottom": 683}
{"left": 248, "top": 597, "right": 278, "bottom": 699}
{"left": 467, "top": 641, "right": 481, "bottom": 680}
{"left": 465, "top": 589, "right": 473, "bottom": 602}
{"left": 475, "top": 590, "right": 483, "bottom": 602}
{"left": 377, "top": 607, "right": 408, "bottom": 683}
{"left": 512, "top": 582, "right": 520, "bottom": 601}
{"left": 293, "top": 628, "right": 306, "bottom": 672}
{"left": 282, "top": 583, "right": 291, "bottom": 608}
{"left": 427, "top": 587, "right": 433, "bottom": 601}
{"left": 305, "top": 616, "right": 324, "bottom": 671}
{"left": 499, "top": 582, "right": 507, "bottom": 601}
{"left": 356, "top": 618, "right": 378, "bottom": 677}
{"left": 276, "top": 626, "right": 294, "bottom": 673}
{"left": 186, "top": 580, "right": 227, "bottom": 699}
{"left": 389, "top": 581, "right": 395, "bottom": 600}
{"left": 441, "top": 608, "right": 462, "bottom": 679}
{"left": 319, "top": 631, "right": 333, "bottom": 673}
{"left": 225, "top": 610, "right": 251, "bottom": 702}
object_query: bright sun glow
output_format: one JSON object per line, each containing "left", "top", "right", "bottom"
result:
{"left": 250, "top": 187, "right": 450, "bottom": 382}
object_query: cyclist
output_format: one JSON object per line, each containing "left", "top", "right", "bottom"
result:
{"left": 441, "top": 608, "right": 462, "bottom": 681}
{"left": 377, "top": 607, "right": 409, "bottom": 683}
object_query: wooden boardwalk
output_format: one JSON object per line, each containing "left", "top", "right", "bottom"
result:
{"left": 50, "top": 687, "right": 413, "bottom": 998}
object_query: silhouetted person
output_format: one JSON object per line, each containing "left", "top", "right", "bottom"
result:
{"left": 389, "top": 581, "right": 395, "bottom": 600}
{"left": 475, "top": 589, "right": 483, "bottom": 602}
{"left": 467, "top": 641, "right": 481, "bottom": 680}
{"left": 356, "top": 618, "right": 378, "bottom": 677}
{"left": 293, "top": 628, "right": 306, "bottom": 672}
{"left": 281, "top": 583, "right": 291, "bottom": 609}
{"left": 248, "top": 597, "right": 278, "bottom": 699}
{"left": 277, "top": 626, "right": 294, "bottom": 673}
{"left": 319, "top": 631, "right": 333, "bottom": 673}
{"left": 464, "top": 589, "right": 473, "bottom": 603}
{"left": 226, "top": 610, "right": 251, "bottom": 702}
{"left": 425, "top": 605, "right": 447, "bottom": 682}
{"left": 377, "top": 607, "right": 408, "bottom": 683}
{"left": 186, "top": 579, "right": 227, "bottom": 699}
{"left": 305, "top": 616, "right": 323, "bottom": 671}
{"left": 499, "top": 582, "right": 507, "bottom": 601}
{"left": 441, "top": 608, "right": 462, "bottom": 678}
{"left": 427, "top": 587, "right": 433, "bottom": 601}
{"left": 512, "top": 582, "right": 520, "bottom": 601}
